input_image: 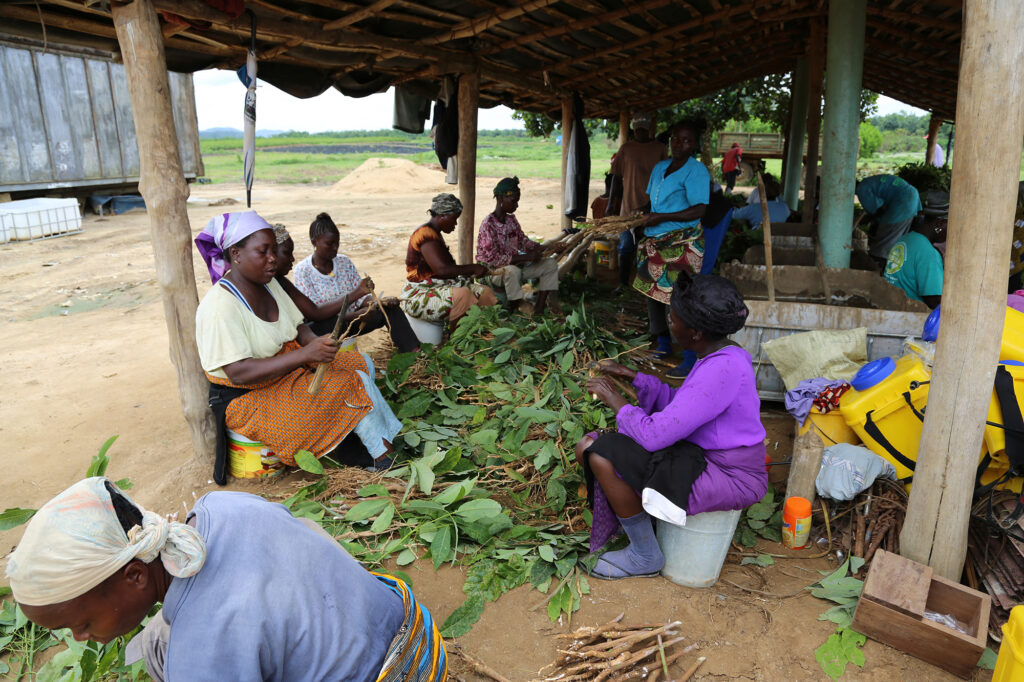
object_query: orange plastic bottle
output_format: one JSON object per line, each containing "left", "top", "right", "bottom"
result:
{"left": 782, "top": 496, "right": 812, "bottom": 550}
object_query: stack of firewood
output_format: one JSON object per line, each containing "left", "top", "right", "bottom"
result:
{"left": 966, "top": 492, "right": 1024, "bottom": 639}
{"left": 538, "top": 216, "right": 646, "bottom": 279}
{"left": 532, "top": 614, "right": 702, "bottom": 681}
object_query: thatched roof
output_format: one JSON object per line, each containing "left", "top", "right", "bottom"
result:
{"left": 0, "top": 0, "right": 963, "bottom": 119}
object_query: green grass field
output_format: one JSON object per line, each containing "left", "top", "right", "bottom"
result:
{"left": 199, "top": 133, "right": 619, "bottom": 185}
{"left": 201, "top": 133, "right": 1019, "bottom": 186}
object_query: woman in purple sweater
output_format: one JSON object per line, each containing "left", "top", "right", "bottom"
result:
{"left": 577, "top": 274, "right": 767, "bottom": 579}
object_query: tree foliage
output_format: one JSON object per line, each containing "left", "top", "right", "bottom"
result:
{"left": 858, "top": 122, "right": 883, "bottom": 158}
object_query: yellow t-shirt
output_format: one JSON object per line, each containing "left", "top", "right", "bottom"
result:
{"left": 196, "top": 278, "right": 305, "bottom": 379}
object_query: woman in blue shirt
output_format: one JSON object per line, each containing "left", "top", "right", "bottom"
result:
{"left": 634, "top": 121, "right": 711, "bottom": 356}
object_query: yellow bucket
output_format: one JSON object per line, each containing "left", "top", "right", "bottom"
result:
{"left": 227, "top": 430, "right": 283, "bottom": 479}
{"left": 797, "top": 411, "right": 860, "bottom": 446}
{"left": 995, "top": 605, "right": 1024, "bottom": 682}
{"left": 593, "top": 240, "right": 615, "bottom": 270}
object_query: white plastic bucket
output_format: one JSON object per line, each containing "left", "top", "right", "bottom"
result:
{"left": 404, "top": 312, "right": 444, "bottom": 345}
{"left": 657, "top": 509, "right": 742, "bottom": 588}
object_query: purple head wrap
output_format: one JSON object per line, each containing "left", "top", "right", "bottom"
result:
{"left": 195, "top": 211, "right": 273, "bottom": 283}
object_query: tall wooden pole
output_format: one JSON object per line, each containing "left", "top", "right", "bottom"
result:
{"left": 560, "top": 96, "right": 573, "bottom": 231}
{"left": 457, "top": 71, "right": 479, "bottom": 264}
{"left": 901, "top": 0, "right": 1024, "bottom": 581}
{"left": 112, "top": 0, "right": 215, "bottom": 465}
{"left": 618, "top": 111, "right": 629, "bottom": 148}
{"left": 926, "top": 114, "right": 942, "bottom": 166}
{"left": 803, "top": 17, "right": 825, "bottom": 225}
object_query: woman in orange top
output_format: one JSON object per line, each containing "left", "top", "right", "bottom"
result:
{"left": 399, "top": 193, "right": 498, "bottom": 330}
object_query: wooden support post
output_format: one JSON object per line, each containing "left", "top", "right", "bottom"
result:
{"left": 457, "top": 71, "right": 479, "bottom": 264}
{"left": 901, "top": 0, "right": 1024, "bottom": 581}
{"left": 925, "top": 114, "right": 942, "bottom": 166}
{"left": 560, "top": 97, "right": 573, "bottom": 231}
{"left": 803, "top": 18, "right": 825, "bottom": 226}
{"left": 111, "top": 0, "right": 215, "bottom": 466}
{"left": 618, "top": 111, "right": 629, "bottom": 148}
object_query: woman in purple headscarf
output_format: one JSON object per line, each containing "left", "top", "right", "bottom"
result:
{"left": 574, "top": 273, "right": 767, "bottom": 579}
{"left": 194, "top": 212, "right": 401, "bottom": 483}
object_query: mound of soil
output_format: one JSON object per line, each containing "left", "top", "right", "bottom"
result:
{"left": 330, "top": 157, "right": 450, "bottom": 195}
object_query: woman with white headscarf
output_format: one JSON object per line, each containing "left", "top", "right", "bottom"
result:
{"left": 6, "top": 478, "right": 447, "bottom": 681}
{"left": 194, "top": 211, "right": 401, "bottom": 482}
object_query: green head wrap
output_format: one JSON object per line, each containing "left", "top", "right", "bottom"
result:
{"left": 493, "top": 176, "right": 520, "bottom": 197}
{"left": 430, "top": 193, "right": 463, "bottom": 216}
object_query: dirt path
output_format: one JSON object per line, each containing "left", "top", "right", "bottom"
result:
{"left": 0, "top": 165, "right": 982, "bottom": 680}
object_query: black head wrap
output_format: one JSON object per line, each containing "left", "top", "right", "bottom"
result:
{"left": 493, "top": 176, "right": 520, "bottom": 197}
{"left": 670, "top": 273, "right": 749, "bottom": 338}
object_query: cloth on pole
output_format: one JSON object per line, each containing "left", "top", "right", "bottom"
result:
{"left": 239, "top": 15, "right": 257, "bottom": 207}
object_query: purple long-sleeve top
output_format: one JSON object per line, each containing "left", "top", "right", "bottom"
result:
{"left": 616, "top": 345, "right": 768, "bottom": 514}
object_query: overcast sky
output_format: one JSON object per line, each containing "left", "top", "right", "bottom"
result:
{"left": 193, "top": 68, "right": 925, "bottom": 134}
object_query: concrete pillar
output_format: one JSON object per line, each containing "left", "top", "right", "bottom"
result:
{"left": 783, "top": 59, "right": 811, "bottom": 210}
{"left": 817, "top": 0, "right": 866, "bottom": 268}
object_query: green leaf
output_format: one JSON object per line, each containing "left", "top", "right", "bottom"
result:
{"left": 431, "top": 525, "right": 452, "bottom": 569}
{"left": 434, "top": 479, "right": 475, "bottom": 506}
{"left": 494, "top": 349, "right": 512, "bottom": 364}
{"left": 370, "top": 503, "right": 396, "bottom": 533}
{"left": 294, "top": 449, "right": 324, "bottom": 475}
{"left": 815, "top": 628, "right": 866, "bottom": 680}
{"left": 357, "top": 484, "right": 389, "bottom": 497}
{"left": 345, "top": 499, "right": 390, "bottom": 522}
{"left": 439, "top": 594, "right": 485, "bottom": 638}
{"left": 513, "top": 406, "right": 560, "bottom": 423}
{"left": 538, "top": 544, "right": 556, "bottom": 563}
{"left": 397, "top": 548, "right": 417, "bottom": 566}
{"left": 404, "top": 431, "right": 422, "bottom": 448}
{"left": 454, "top": 498, "right": 502, "bottom": 522}
{"left": 469, "top": 429, "right": 499, "bottom": 447}
{"left": 978, "top": 647, "right": 998, "bottom": 670}
{"left": 398, "top": 391, "right": 434, "bottom": 419}
{"left": 84, "top": 434, "right": 119, "bottom": 477}
{"left": 559, "top": 351, "right": 574, "bottom": 372}
{"left": 740, "top": 554, "right": 775, "bottom": 567}
{"left": 0, "top": 507, "right": 36, "bottom": 531}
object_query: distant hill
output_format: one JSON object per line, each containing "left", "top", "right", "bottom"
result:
{"left": 200, "top": 127, "right": 287, "bottom": 139}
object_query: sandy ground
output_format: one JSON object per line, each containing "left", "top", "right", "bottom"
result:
{"left": 0, "top": 161, "right": 985, "bottom": 680}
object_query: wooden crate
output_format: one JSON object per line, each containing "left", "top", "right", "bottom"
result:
{"left": 851, "top": 550, "right": 990, "bottom": 678}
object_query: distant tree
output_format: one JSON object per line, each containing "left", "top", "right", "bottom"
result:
{"left": 859, "top": 122, "right": 883, "bottom": 157}
{"left": 512, "top": 110, "right": 557, "bottom": 138}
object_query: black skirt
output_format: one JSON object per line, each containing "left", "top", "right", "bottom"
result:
{"left": 585, "top": 432, "right": 708, "bottom": 514}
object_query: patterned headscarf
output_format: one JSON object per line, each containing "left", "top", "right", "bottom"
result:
{"left": 670, "top": 273, "right": 749, "bottom": 338}
{"left": 194, "top": 211, "right": 272, "bottom": 283}
{"left": 6, "top": 478, "right": 206, "bottom": 607}
{"left": 272, "top": 223, "right": 291, "bottom": 244}
{"left": 430, "top": 193, "right": 463, "bottom": 216}
{"left": 493, "top": 176, "right": 520, "bottom": 197}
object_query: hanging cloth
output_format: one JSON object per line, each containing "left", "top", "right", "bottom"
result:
{"left": 563, "top": 93, "right": 591, "bottom": 221}
{"left": 394, "top": 85, "right": 431, "bottom": 134}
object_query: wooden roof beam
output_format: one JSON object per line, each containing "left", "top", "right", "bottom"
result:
{"left": 533, "top": 0, "right": 814, "bottom": 77}
{"left": 864, "top": 5, "right": 960, "bottom": 34}
{"left": 554, "top": 13, "right": 796, "bottom": 87}
{"left": 419, "top": 0, "right": 563, "bottom": 45}
{"left": 323, "top": 0, "right": 402, "bottom": 30}
{"left": 479, "top": 0, "right": 675, "bottom": 56}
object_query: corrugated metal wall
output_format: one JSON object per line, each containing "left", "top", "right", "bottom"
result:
{"left": 0, "top": 42, "right": 203, "bottom": 193}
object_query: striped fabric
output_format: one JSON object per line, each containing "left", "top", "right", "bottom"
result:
{"left": 206, "top": 340, "right": 372, "bottom": 467}
{"left": 373, "top": 572, "right": 448, "bottom": 681}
